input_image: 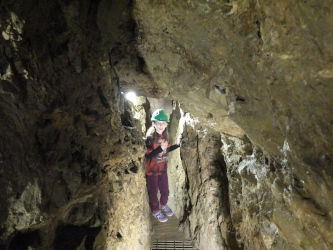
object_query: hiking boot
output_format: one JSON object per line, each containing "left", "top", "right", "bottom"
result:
{"left": 161, "top": 205, "right": 173, "bottom": 217}
{"left": 152, "top": 210, "right": 168, "bottom": 222}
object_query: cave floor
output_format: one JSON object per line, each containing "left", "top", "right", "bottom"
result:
{"left": 151, "top": 214, "right": 195, "bottom": 249}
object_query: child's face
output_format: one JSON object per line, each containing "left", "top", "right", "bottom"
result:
{"left": 153, "top": 121, "right": 168, "bottom": 135}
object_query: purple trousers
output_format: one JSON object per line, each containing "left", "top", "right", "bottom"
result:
{"left": 146, "top": 172, "right": 169, "bottom": 212}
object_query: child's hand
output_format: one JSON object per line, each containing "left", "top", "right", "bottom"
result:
{"left": 161, "top": 140, "right": 169, "bottom": 151}
{"left": 177, "top": 134, "right": 183, "bottom": 145}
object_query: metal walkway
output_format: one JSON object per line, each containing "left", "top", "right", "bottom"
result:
{"left": 150, "top": 214, "right": 196, "bottom": 250}
{"left": 152, "top": 240, "right": 195, "bottom": 249}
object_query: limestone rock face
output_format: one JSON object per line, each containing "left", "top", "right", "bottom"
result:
{"left": 173, "top": 113, "right": 332, "bottom": 249}
{"left": 132, "top": 1, "right": 333, "bottom": 249}
{"left": 0, "top": 0, "right": 150, "bottom": 249}
{"left": 133, "top": 0, "right": 333, "bottom": 161}
{"left": 180, "top": 120, "right": 238, "bottom": 250}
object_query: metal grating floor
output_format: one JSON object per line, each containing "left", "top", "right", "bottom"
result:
{"left": 151, "top": 212, "right": 196, "bottom": 250}
{"left": 151, "top": 240, "right": 195, "bottom": 250}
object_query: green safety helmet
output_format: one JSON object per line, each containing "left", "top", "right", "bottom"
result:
{"left": 151, "top": 109, "right": 169, "bottom": 122}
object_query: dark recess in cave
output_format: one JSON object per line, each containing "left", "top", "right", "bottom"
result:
{"left": 9, "top": 229, "right": 41, "bottom": 250}
{"left": 53, "top": 224, "right": 101, "bottom": 250}
{"left": 121, "top": 101, "right": 134, "bottom": 128}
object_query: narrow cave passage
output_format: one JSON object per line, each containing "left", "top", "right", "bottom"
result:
{"left": 1, "top": 0, "right": 332, "bottom": 249}
{"left": 123, "top": 94, "right": 190, "bottom": 247}
{"left": 123, "top": 93, "right": 241, "bottom": 250}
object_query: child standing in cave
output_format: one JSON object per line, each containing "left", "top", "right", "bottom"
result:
{"left": 145, "top": 109, "right": 182, "bottom": 222}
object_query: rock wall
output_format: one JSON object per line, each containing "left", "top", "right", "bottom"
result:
{"left": 167, "top": 103, "right": 186, "bottom": 219}
{"left": 0, "top": 0, "right": 151, "bottom": 249}
{"left": 180, "top": 117, "right": 238, "bottom": 250}
{"left": 133, "top": 0, "right": 333, "bottom": 161}
{"left": 132, "top": 1, "right": 333, "bottom": 249}
{"left": 177, "top": 112, "right": 332, "bottom": 249}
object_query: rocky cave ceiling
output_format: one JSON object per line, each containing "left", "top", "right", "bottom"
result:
{"left": 0, "top": 0, "right": 332, "bottom": 249}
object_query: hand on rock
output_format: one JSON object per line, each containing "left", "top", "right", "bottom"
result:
{"left": 177, "top": 134, "right": 183, "bottom": 145}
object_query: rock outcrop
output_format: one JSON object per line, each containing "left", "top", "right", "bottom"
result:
{"left": 1, "top": 0, "right": 150, "bottom": 249}
{"left": 133, "top": 1, "right": 333, "bottom": 249}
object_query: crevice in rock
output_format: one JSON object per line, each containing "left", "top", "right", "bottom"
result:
{"left": 5, "top": 56, "right": 28, "bottom": 103}
{"left": 179, "top": 171, "right": 193, "bottom": 226}
{"left": 236, "top": 95, "right": 245, "bottom": 102}
{"left": 255, "top": 20, "right": 263, "bottom": 45}
{"left": 97, "top": 87, "right": 110, "bottom": 109}
{"left": 216, "top": 136, "right": 241, "bottom": 250}
{"left": 121, "top": 101, "right": 135, "bottom": 128}
{"left": 215, "top": 85, "right": 226, "bottom": 94}
{"left": 116, "top": 232, "right": 122, "bottom": 239}
{"left": 136, "top": 55, "right": 147, "bottom": 74}
{"left": 9, "top": 229, "right": 41, "bottom": 250}
{"left": 53, "top": 224, "right": 101, "bottom": 250}
{"left": 128, "top": 160, "right": 139, "bottom": 173}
